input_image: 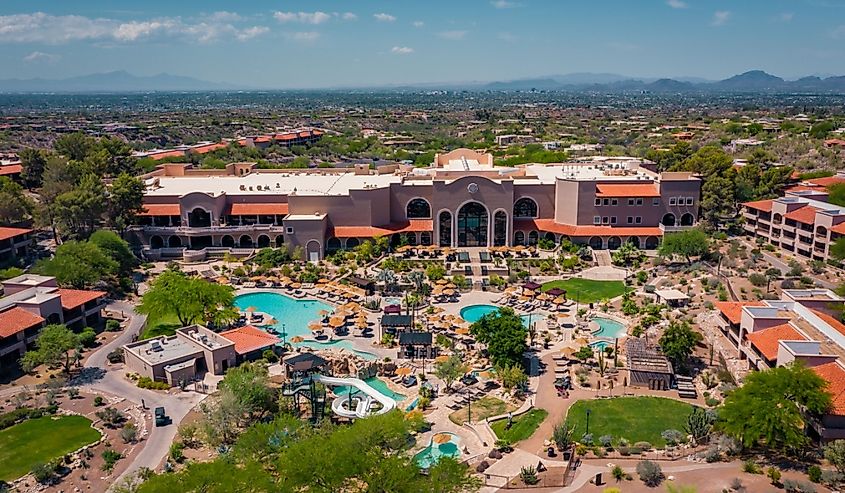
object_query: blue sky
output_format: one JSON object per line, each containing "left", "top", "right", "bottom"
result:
{"left": 1, "top": 0, "right": 843, "bottom": 88}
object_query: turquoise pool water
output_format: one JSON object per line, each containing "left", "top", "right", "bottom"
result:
{"left": 233, "top": 292, "right": 377, "bottom": 360}
{"left": 414, "top": 433, "right": 461, "bottom": 469}
{"left": 592, "top": 317, "right": 626, "bottom": 339}
{"left": 460, "top": 305, "right": 533, "bottom": 327}
{"left": 589, "top": 340, "right": 611, "bottom": 351}
{"left": 332, "top": 377, "right": 406, "bottom": 402}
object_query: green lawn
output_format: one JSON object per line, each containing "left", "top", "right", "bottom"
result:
{"left": 140, "top": 311, "right": 182, "bottom": 340}
{"left": 566, "top": 397, "right": 695, "bottom": 448}
{"left": 541, "top": 278, "right": 627, "bottom": 304}
{"left": 0, "top": 415, "right": 101, "bottom": 481}
{"left": 491, "top": 408, "right": 549, "bottom": 444}
{"left": 448, "top": 396, "right": 517, "bottom": 425}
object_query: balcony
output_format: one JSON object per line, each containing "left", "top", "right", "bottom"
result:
{"left": 132, "top": 224, "right": 286, "bottom": 236}
{"left": 659, "top": 223, "right": 695, "bottom": 233}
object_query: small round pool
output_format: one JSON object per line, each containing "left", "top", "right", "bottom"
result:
{"left": 460, "top": 305, "right": 532, "bottom": 327}
{"left": 589, "top": 340, "right": 611, "bottom": 351}
{"left": 414, "top": 433, "right": 461, "bottom": 469}
{"left": 591, "top": 317, "right": 626, "bottom": 339}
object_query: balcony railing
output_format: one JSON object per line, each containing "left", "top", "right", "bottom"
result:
{"left": 132, "top": 224, "right": 285, "bottom": 235}
{"left": 659, "top": 224, "right": 695, "bottom": 233}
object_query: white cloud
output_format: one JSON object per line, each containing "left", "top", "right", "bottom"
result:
{"left": 497, "top": 32, "right": 518, "bottom": 42}
{"left": 779, "top": 12, "right": 794, "bottom": 22}
{"left": 274, "top": 11, "right": 332, "bottom": 25}
{"left": 285, "top": 31, "right": 320, "bottom": 43}
{"left": 666, "top": 0, "right": 687, "bottom": 9}
{"left": 711, "top": 10, "right": 730, "bottom": 26}
{"left": 391, "top": 46, "right": 413, "bottom": 54}
{"left": 437, "top": 30, "right": 467, "bottom": 40}
{"left": 23, "top": 51, "right": 59, "bottom": 63}
{"left": 412, "top": 20, "right": 425, "bottom": 28}
{"left": 341, "top": 12, "right": 358, "bottom": 21}
{"left": 205, "top": 11, "right": 241, "bottom": 22}
{"left": 0, "top": 12, "right": 268, "bottom": 44}
{"left": 374, "top": 13, "right": 396, "bottom": 22}
{"left": 491, "top": 0, "right": 519, "bottom": 8}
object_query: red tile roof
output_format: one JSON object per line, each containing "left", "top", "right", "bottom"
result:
{"left": 812, "top": 361, "right": 845, "bottom": 416}
{"left": 0, "top": 307, "right": 44, "bottom": 339}
{"left": 807, "top": 176, "right": 845, "bottom": 188}
{"left": 745, "top": 323, "right": 806, "bottom": 362}
{"left": 190, "top": 142, "right": 228, "bottom": 154}
{"left": 515, "top": 219, "right": 662, "bottom": 237}
{"left": 714, "top": 301, "right": 764, "bottom": 325}
{"left": 742, "top": 199, "right": 773, "bottom": 213}
{"left": 275, "top": 134, "right": 296, "bottom": 141}
{"left": 810, "top": 310, "right": 845, "bottom": 338}
{"left": 784, "top": 206, "right": 819, "bottom": 225}
{"left": 226, "top": 203, "right": 289, "bottom": 216}
{"left": 0, "top": 227, "right": 32, "bottom": 242}
{"left": 138, "top": 203, "right": 181, "bottom": 216}
{"left": 148, "top": 150, "right": 187, "bottom": 160}
{"left": 595, "top": 183, "right": 660, "bottom": 198}
{"left": 219, "top": 325, "right": 281, "bottom": 355}
{"left": 0, "top": 164, "right": 22, "bottom": 176}
{"left": 832, "top": 223, "right": 845, "bottom": 236}
{"left": 329, "top": 219, "right": 433, "bottom": 237}
{"left": 57, "top": 289, "right": 106, "bottom": 310}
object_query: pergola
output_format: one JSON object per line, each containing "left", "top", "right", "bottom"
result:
{"left": 398, "top": 331, "right": 435, "bottom": 360}
{"left": 380, "top": 314, "right": 413, "bottom": 338}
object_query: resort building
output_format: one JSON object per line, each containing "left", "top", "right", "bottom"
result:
{"left": 713, "top": 289, "right": 845, "bottom": 440}
{"left": 130, "top": 149, "right": 701, "bottom": 261}
{"left": 0, "top": 227, "right": 34, "bottom": 265}
{"left": 122, "top": 324, "right": 280, "bottom": 386}
{"left": 0, "top": 274, "right": 106, "bottom": 369}
{"left": 742, "top": 172, "right": 845, "bottom": 262}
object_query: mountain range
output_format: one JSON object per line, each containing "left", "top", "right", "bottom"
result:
{"left": 1, "top": 70, "right": 845, "bottom": 93}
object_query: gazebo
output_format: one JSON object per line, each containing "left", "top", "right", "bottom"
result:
{"left": 522, "top": 281, "right": 541, "bottom": 293}
{"left": 546, "top": 287, "right": 566, "bottom": 300}
{"left": 282, "top": 352, "right": 329, "bottom": 380}
{"left": 398, "top": 332, "right": 435, "bottom": 360}
{"left": 348, "top": 276, "right": 376, "bottom": 295}
{"left": 380, "top": 314, "right": 413, "bottom": 338}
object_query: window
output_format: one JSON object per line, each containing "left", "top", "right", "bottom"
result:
{"left": 513, "top": 198, "right": 538, "bottom": 218}
{"left": 602, "top": 216, "right": 609, "bottom": 224}
{"left": 595, "top": 198, "right": 601, "bottom": 206}
{"left": 636, "top": 198, "right": 643, "bottom": 206}
{"left": 653, "top": 198, "right": 660, "bottom": 206}
{"left": 603, "top": 198, "right": 610, "bottom": 206}
{"left": 611, "top": 216, "right": 617, "bottom": 224}
{"left": 286, "top": 227, "right": 294, "bottom": 234}
{"left": 611, "top": 198, "right": 618, "bottom": 206}
{"left": 628, "top": 198, "right": 634, "bottom": 206}
{"left": 669, "top": 197, "right": 677, "bottom": 206}
{"left": 686, "top": 197, "right": 694, "bottom": 206}
{"left": 627, "top": 216, "right": 633, "bottom": 224}
{"left": 635, "top": 217, "right": 642, "bottom": 224}
{"left": 593, "top": 216, "right": 601, "bottom": 224}
{"left": 406, "top": 198, "right": 431, "bottom": 219}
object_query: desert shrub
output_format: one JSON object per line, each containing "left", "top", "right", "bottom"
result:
{"left": 633, "top": 441, "right": 652, "bottom": 451}
{"left": 808, "top": 466, "right": 822, "bottom": 483}
{"left": 136, "top": 377, "right": 170, "bottom": 390}
{"left": 742, "top": 459, "right": 762, "bottom": 474}
{"left": 636, "top": 460, "right": 663, "bottom": 487}
{"left": 520, "top": 465, "right": 539, "bottom": 485}
{"left": 661, "top": 429, "right": 684, "bottom": 446}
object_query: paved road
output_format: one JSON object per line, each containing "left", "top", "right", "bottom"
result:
{"left": 81, "top": 301, "right": 207, "bottom": 484}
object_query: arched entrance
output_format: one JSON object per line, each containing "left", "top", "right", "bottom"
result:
{"left": 150, "top": 235, "right": 163, "bottom": 249}
{"left": 514, "top": 231, "right": 525, "bottom": 246}
{"left": 345, "top": 238, "right": 360, "bottom": 249}
{"left": 438, "top": 211, "right": 452, "bottom": 247}
{"left": 306, "top": 240, "right": 321, "bottom": 262}
{"left": 493, "top": 211, "right": 507, "bottom": 246}
{"left": 527, "top": 231, "right": 539, "bottom": 246}
{"left": 405, "top": 232, "right": 417, "bottom": 246}
{"left": 627, "top": 236, "right": 641, "bottom": 248}
{"left": 543, "top": 232, "right": 556, "bottom": 243}
{"left": 680, "top": 213, "right": 694, "bottom": 226}
{"left": 221, "top": 235, "right": 235, "bottom": 248}
{"left": 607, "top": 236, "right": 622, "bottom": 250}
{"left": 239, "top": 235, "right": 253, "bottom": 248}
{"left": 168, "top": 236, "right": 182, "bottom": 248}
{"left": 645, "top": 236, "right": 659, "bottom": 249}
{"left": 275, "top": 235, "right": 285, "bottom": 247}
{"left": 420, "top": 232, "right": 432, "bottom": 246}
{"left": 257, "top": 235, "right": 270, "bottom": 248}
{"left": 326, "top": 237, "right": 342, "bottom": 252}
{"left": 188, "top": 208, "right": 211, "bottom": 227}
{"left": 457, "top": 202, "right": 488, "bottom": 247}
{"left": 589, "top": 236, "right": 603, "bottom": 249}
{"left": 661, "top": 213, "right": 676, "bottom": 227}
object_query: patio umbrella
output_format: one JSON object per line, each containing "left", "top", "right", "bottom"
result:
{"left": 216, "top": 276, "right": 229, "bottom": 284}
{"left": 537, "top": 293, "right": 551, "bottom": 302}
{"left": 445, "top": 282, "right": 457, "bottom": 289}
{"left": 436, "top": 279, "right": 448, "bottom": 285}
{"left": 290, "top": 336, "right": 305, "bottom": 343}
{"left": 443, "top": 289, "right": 456, "bottom": 296}
{"left": 434, "top": 355, "right": 450, "bottom": 363}
{"left": 455, "top": 327, "right": 470, "bottom": 335}
{"left": 430, "top": 306, "right": 444, "bottom": 314}
{"left": 318, "top": 309, "right": 331, "bottom": 317}
{"left": 245, "top": 306, "right": 258, "bottom": 313}
{"left": 514, "top": 245, "right": 526, "bottom": 251}
{"left": 317, "top": 278, "right": 330, "bottom": 284}
{"left": 433, "top": 433, "right": 452, "bottom": 444}
{"left": 308, "top": 321, "right": 322, "bottom": 331}
{"left": 268, "top": 318, "right": 278, "bottom": 325}
{"left": 575, "top": 337, "right": 589, "bottom": 345}
{"left": 560, "top": 347, "right": 574, "bottom": 357}
{"left": 329, "top": 316, "right": 346, "bottom": 327}
{"left": 553, "top": 296, "right": 567, "bottom": 305}
{"left": 356, "top": 319, "right": 368, "bottom": 329}
{"left": 290, "top": 282, "right": 302, "bottom": 289}
{"left": 395, "top": 367, "right": 412, "bottom": 376}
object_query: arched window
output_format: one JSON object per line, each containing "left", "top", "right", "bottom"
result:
{"left": 150, "top": 235, "right": 163, "bottom": 249}
{"left": 406, "top": 198, "right": 431, "bottom": 219}
{"left": 543, "top": 232, "right": 556, "bottom": 243}
{"left": 457, "top": 202, "right": 488, "bottom": 247}
{"left": 627, "top": 237, "right": 641, "bottom": 248}
{"left": 816, "top": 226, "right": 828, "bottom": 237}
{"left": 513, "top": 198, "right": 538, "bottom": 218}
{"left": 772, "top": 213, "right": 783, "bottom": 225}
{"left": 239, "top": 235, "right": 253, "bottom": 248}
{"left": 405, "top": 232, "right": 417, "bottom": 246}
{"left": 275, "top": 235, "right": 285, "bottom": 247}
{"left": 514, "top": 231, "right": 525, "bottom": 245}
{"left": 188, "top": 208, "right": 211, "bottom": 227}
{"left": 168, "top": 236, "right": 182, "bottom": 248}
{"left": 345, "top": 238, "right": 360, "bottom": 249}
{"left": 661, "top": 213, "right": 676, "bottom": 227}
{"left": 589, "top": 236, "right": 603, "bottom": 249}
{"left": 420, "top": 232, "right": 432, "bottom": 246}
{"left": 221, "top": 235, "right": 235, "bottom": 248}
{"left": 439, "top": 211, "right": 452, "bottom": 247}
{"left": 326, "top": 237, "right": 342, "bottom": 252}
{"left": 257, "top": 235, "right": 271, "bottom": 248}
{"left": 527, "top": 231, "right": 539, "bottom": 245}
{"left": 680, "top": 213, "right": 695, "bottom": 227}
{"left": 645, "top": 236, "right": 659, "bottom": 249}
{"left": 607, "top": 236, "right": 622, "bottom": 250}
{"left": 493, "top": 211, "right": 507, "bottom": 246}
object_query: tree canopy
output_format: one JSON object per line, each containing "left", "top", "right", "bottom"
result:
{"left": 433, "top": 353, "right": 468, "bottom": 390}
{"left": 21, "top": 324, "right": 81, "bottom": 374}
{"left": 658, "top": 320, "right": 702, "bottom": 372}
{"left": 0, "top": 177, "right": 34, "bottom": 226}
{"left": 658, "top": 229, "right": 710, "bottom": 264}
{"left": 718, "top": 363, "right": 832, "bottom": 451}
{"left": 470, "top": 307, "right": 527, "bottom": 368}
{"left": 137, "top": 270, "right": 236, "bottom": 328}
{"left": 36, "top": 240, "right": 118, "bottom": 289}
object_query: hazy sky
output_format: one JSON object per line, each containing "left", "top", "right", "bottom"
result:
{"left": 1, "top": 0, "right": 843, "bottom": 88}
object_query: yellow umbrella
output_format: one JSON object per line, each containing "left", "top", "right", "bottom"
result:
{"left": 317, "top": 278, "right": 330, "bottom": 284}
{"left": 537, "top": 293, "right": 551, "bottom": 302}
{"left": 436, "top": 279, "right": 448, "bottom": 285}
{"left": 553, "top": 296, "right": 566, "bottom": 305}
{"left": 319, "top": 309, "right": 331, "bottom": 317}
{"left": 434, "top": 355, "right": 449, "bottom": 363}
{"left": 395, "top": 367, "right": 412, "bottom": 376}
{"left": 216, "top": 276, "right": 229, "bottom": 284}
{"left": 290, "top": 282, "right": 302, "bottom": 289}
{"left": 430, "top": 306, "right": 444, "bottom": 314}
{"left": 329, "top": 316, "right": 346, "bottom": 328}
{"left": 455, "top": 327, "right": 470, "bottom": 335}
{"left": 445, "top": 282, "right": 457, "bottom": 289}
{"left": 356, "top": 319, "right": 368, "bottom": 328}
{"left": 443, "top": 289, "right": 456, "bottom": 296}
{"left": 290, "top": 336, "right": 305, "bottom": 343}
{"left": 308, "top": 320, "right": 322, "bottom": 331}
{"left": 244, "top": 306, "right": 258, "bottom": 313}
{"left": 433, "top": 433, "right": 452, "bottom": 444}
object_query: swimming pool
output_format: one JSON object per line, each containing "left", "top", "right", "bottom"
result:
{"left": 589, "top": 340, "right": 611, "bottom": 351}
{"left": 333, "top": 377, "right": 406, "bottom": 402}
{"left": 414, "top": 432, "right": 461, "bottom": 469}
{"left": 591, "top": 317, "right": 626, "bottom": 339}
{"left": 460, "top": 305, "right": 533, "bottom": 327}
{"left": 233, "top": 292, "right": 377, "bottom": 360}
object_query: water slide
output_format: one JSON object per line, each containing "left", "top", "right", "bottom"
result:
{"left": 313, "top": 375, "right": 396, "bottom": 418}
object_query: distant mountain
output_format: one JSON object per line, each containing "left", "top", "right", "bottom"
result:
{"left": 646, "top": 78, "right": 695, "bottom": 92}
{"left": 0, "top": 71, "right": 242, "bottom": 93}
{"left": 709, "top": 70, "right": 786, "bottom": 91}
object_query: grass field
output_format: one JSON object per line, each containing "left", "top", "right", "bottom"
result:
{"left": 541, "top": 278, "right": 627, "bottom": 304}
{"left": 140, "top": 311, "right": 182, "bottom": 340}
{"left": 448, "top": 396, "right": 517, "bottom": 425}
{"left": 0, "top": 415, "right": 101, "bottom": 481}
{"left": 490, "top": 408, "right": 549, "bottom": 444}
{"left": 566, "top": 397, "right": 695, "bottom": 448}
